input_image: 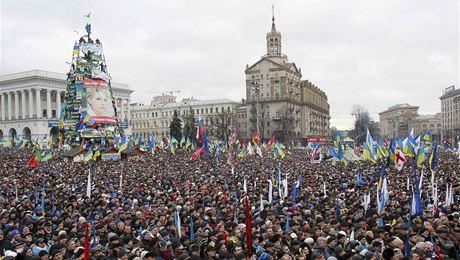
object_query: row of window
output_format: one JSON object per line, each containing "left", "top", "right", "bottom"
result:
{"left": 132, "top": 115, "right": 233, "bottom": 130}
{"left": 132, "top": 106, "right": 233, "bottom": 119}
{"left": 40, "top": 93, "right": 63, "bottom": 102}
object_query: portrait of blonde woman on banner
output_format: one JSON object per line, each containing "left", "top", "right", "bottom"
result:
{"left": 85, "top": 87, "right": 115, "bottom": 117}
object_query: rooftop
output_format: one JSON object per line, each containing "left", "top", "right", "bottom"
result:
{"left": 379, "top": 103, "right": 419, "bottom": 115}
{"left": 132, "top": 98, "right": 240, "bottom": 110}
{"left": 412, "top": 114, "right": 441, "bottom": 121}
{"left": 0, "top": 69, "right": 131, "bottom": 90}
{"left": 440, "top": 87, "right": 460, "bottom": 99}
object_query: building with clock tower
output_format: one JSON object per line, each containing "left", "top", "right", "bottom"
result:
{"left": 243, "top": 10, "right": 330, "bottom": 142}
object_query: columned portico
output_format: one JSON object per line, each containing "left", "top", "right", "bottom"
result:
{"left": 35, "top": 89, "right": 41, "bottom": 119}
{"left": 46, "top": 90, "right": 52, "bottom": 119}
{"left": 28, "top": 89, "right": 34, "bottom": 119}
{"left": 0, "top": 69, "right": 133, "bottom": 142}
{"left": 120, "top": 98, "right": 125, "bottom": 122}
{"left": 1, "top": 93, "right": 5, "bottom": 121}
{"left": 56, "top": 91, "right": 61, "bottom": 118}
{"left": 127, "top": 99, "right": 131, "bottom": 123}
{"left": 7, "top": 92, "right": 12, "bottom": 120}
{"left": 14, "top": 91, "right": 19, "bottom": 120}
{"left": 21, "top": 90, "right": 26, "bottom": 119}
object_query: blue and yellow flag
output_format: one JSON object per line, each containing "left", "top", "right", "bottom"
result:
{"left": 0, "top": 138, "right": 8, "bottom": 146}
{"left": 429, "top": 144, "right": 437, "bottom": 172}
{"left": 93, "top": 149, "right": 101, "bottom": 160}
{"left": 180, "top": 137, "right": 186, "bottom": 148}
{"left": 83, "top": 147, "right": 93, "bottom": 162}
{"left": 416, "top": 145, "right": 427, "bottom": 167}
{"left": 118, "top": 136, "right": 128, "bottom": 155}
{"left": 72, "top": 44, "right": 79, "bottom": 55}
{"left": 275, "top": 141, "right": 286, "bottom": 159}
{"left": 363, "top": 129, "right": 376, "bottom": 163}
{"left": 237, "top": 146, "right": 245, "bottom": 158}
{"left": 185, "top": 137, "right": 191, "bottom": 150}
{"left": 17, "top": 140, "right": 27, "bottom": 150}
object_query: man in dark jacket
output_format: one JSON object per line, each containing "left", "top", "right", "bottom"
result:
{"left": 0, "top": 230, "right": 12, "bottom": 256}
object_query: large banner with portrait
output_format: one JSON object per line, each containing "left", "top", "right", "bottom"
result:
{"left": 82, "top": 79, "right": 117, "bottom": 124}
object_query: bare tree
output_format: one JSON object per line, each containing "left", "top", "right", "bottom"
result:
{"left": 274, "top": 104, "right": 295, "bottom": 143}
{"left": 207, "top": 111, "right": 236, "bottom": 146}
{"left": 182, "top": 107, "right": 196, "bottom": 142}
{"left": 329, "top": 126, "right": 338, "bottom": 138}
{"left": 350, "top": 105, "right": 378, "bottom": 144}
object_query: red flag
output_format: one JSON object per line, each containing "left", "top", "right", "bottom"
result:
{"left": 435, "top": 240, "right": 442, "bottom": 260}
{"left": 266, "top": 136, "right": 276, "bottom": 150}
{"left": 253, "top": 129, "right": 260, "bottom": 145}
{"left": 27, "top": 155, "right": 39, "bottom": 169}
{"left": 382, "top": 138, "right": 388, "bottom": 147}
{"left": 242, "top": 139, "right": 247, "bottom": 147}
{"left": 84, "top": 224, "right": 90, "bottom": 260}
{"left": 196, "top": 118, "right": 204, "bottom": 144}
{"left": 191, "top": 147, "right": 204, "bottom": 160}
{"left": 245, "top": 196, "right": 253, "bottom": 257}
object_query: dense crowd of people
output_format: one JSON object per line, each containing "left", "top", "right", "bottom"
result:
{"left": 0, "top": 146, "right": 458, "bottom": 260}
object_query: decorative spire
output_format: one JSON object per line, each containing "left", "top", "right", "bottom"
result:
{"left": 271, "top": 5, "right": 276, "bottom": 33}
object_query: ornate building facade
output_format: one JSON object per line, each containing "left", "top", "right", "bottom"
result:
{"left": 244, "top": 14, "right": 330, "bottom": 142}
{"left": 0, "top": 70, "right": 133, "bottom": 143}
{"left": 407, "top": 113, "right": 442, "bottom": 142}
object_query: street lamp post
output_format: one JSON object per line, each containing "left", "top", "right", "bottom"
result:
{"left": 251, "top": 80, "right": 260, "bottom": 136}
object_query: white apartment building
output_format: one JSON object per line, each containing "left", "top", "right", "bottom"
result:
{"left": 130, "top": 95, "right": 241, "bottom": 138}
{"left": 440, "top": 85, "right": 460, "bottom": 141}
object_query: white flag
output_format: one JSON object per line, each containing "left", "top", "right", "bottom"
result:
{"left": 445, "top": 184, "right": 449, "bottom": 207}
{"left": 175, "top": 210, "right": 181, "bottom": 238}
{"left": 243, "top": 178, "right": 247, "bottom": 193}
{"left": 432, "top": 182, "right": 438, "bottom": 214}
{"left": 395, "top": 147, "right": 406, "bottom": 171}
{"left": 247, "top": 143, "right": 254, "bottom": 155}
{"left": 260, "top": 194, "right": 264, "bottom": 211}
{"left": 268, "top": 179, "right": 273, "bottom": 204}
{"left": 119, "top": 172, "right": 123, "bottom": 194}
{"left": 418, "top": 169, "right": 424, "bottom": 191}
{"left": 256, "top": 145, "right": 263, "bottom": 157}
{"left": 323, "top": 182, "right": 327, "bottom": 198}
{"left": 411, "top": 191, "right": 416, "bottom": 214}
{"left": 283, "top": 178, "right": 288, "bottom": 197}
{"left": 86, "top": 171, "right": 91, "bottom": 198}
{"left": 364, "top": 192, "right": 370, "bottom": 213}
{"left": 231, "top": 166, "right": 234, "bottom": 175}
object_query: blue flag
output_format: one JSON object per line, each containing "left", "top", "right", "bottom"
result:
{"left": 285, "top": 213, "right": 290, "bottom": 232}
{"left": 404, "top": 235, "right": 411, "bottom": 257}
{"left": 41, "top": 179, "right": 46, "bottom": 213}
{"left": 292, "top": 185, "right": 298, "bottom": 204}
{"left": 189, "top": 215, "right": 195, "bottom": 241}
{"left": 85, "top": 23, "right": 91, "bottom": 35}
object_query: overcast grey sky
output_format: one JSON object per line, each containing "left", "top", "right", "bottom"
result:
{"left": 1, "top": 0, "right": 458, "bottom": 129}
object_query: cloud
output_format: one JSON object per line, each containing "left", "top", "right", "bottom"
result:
{"left": 1, "top": 0, "right": 458, "bottom": 129}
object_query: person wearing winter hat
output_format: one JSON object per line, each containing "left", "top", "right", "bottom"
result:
{"left": 32, "top": 237, "right": 50, "bottom": 256}
{"left": 38, "top": 249, "right": 49, "bottom": 260}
